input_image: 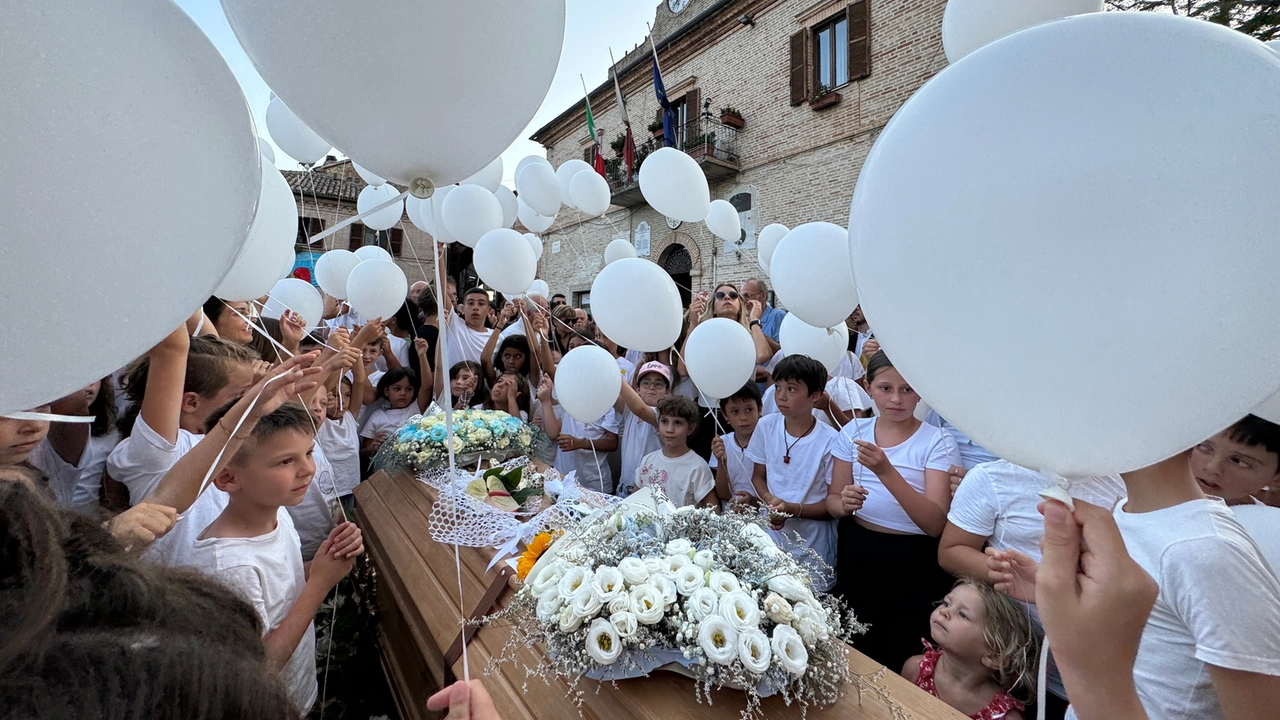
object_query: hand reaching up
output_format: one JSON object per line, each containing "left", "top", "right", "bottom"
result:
{"left": 280, "top": 309, "right": 307, "bottom": 351}
{"left": 986, "top": 546, "right": 1039, "bottom": 603}
{"left": 107, "top": 502, "right": 178, "bottom": 553}
{"left": 350, "top": 317, "right": 385, "bottom": 347}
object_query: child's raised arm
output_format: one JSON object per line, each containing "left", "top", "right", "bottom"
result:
{"left": 348, "top": 347, "right": 367, "bottom": 412}
{"left": 480, "top": 304, "right": 515, "bottom": 385}
{"left": 141, "top": 320, "right": 194, "bottom": 444}
{"left": 615, "top": 382, "right": 657, "bottom": 426}
{"left": 414, "top": 338, "right": 433, "bottom": 412}
{"left": 536, "top": 376, "right": 562, "bottom": 440}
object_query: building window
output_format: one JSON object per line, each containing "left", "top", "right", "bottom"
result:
{"left": 574, "top": 291, "right": 591, "bottom": 313}
{"left": 814, "top": 15, "right": 849, "bottom": 90}
{"left": 296, "top": 217, "right": 326, "bottom": 248}
{"left": 789, "top": 1, "right": 871, "bottom": 106}
{"left": 347, "top": 223, "right": 404, "bottom": 257}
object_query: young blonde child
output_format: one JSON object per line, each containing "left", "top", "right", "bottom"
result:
{"left": 903, "top": 578, "right": 1037, "bottom": 720}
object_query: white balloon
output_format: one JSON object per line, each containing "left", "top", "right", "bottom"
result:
{"left": 556, "top": 159, "right": 594, "bottom": 210}
{"left": 353, "top": 161, "right": 385, "bottom": 186}
{"left": 638, "top": 147, "right": 710, "bottom": 223}
{"left": 442, "top": 183, "right": 504, "bottom": 248}
{"left": 515, "top": 162, "right": 562, "bottom": 216}
{"left": 258, "top": 137, "right": 276, "bottom": 165}
{"left": 1, "top": 0, "right": 260, "bottom": 414}
{"left": 757, "top": 224, "right": 790, "bottom": 274}
{"left": 684, "top": 319, "right": 757, "bottom": 400}
{"left": 848, "top": 12, "right": 1280, "bottom": 476}
{"left": 277, "top": 245, "right": 300, "bottom": 281}
{"left": 517, "top": 199, "right": 556, "bottom": 233}
{"left": 771, "top": 223, "right": 858, "bottom": 329}
{"left": 779, "top": 314, "right": 849, "bottom": 374}
{"left": 570, "top": 170, "right": 611, "bottom": 217}
{"left": 215, "top": 166, "right": 300, "bottom": 301}
{"left": 346, "top": 259, "right": 408, "bottom": 321}
{"left": 357, "top": 184, "right": 404, "bottom": 231}
{"left": 942, "top": 0, "right": 1103, "bottom": 63}
{"left": 514, "top": 155, "right": 553, "bottom": 185}
{"left": 704, "top": 199, "right": 742, "bottom": 243}
{"left": 462, "top": 156, "right": 504, "bottom": 193}
{"left": 221, "top": 0, "right": 564, "bottom": 186}
{"left": 353, "top": 245, "right": 393, "bottom": 263}
{"left": 1262, "top": 391, "right": 1280, "bottom": 425}
{"left": 405, "top": 195, "right": 432, "bottom": 234}
{"left": 474, "top": 229, "right": 537, "bottom": 296}
{"left": 314, "top": 249, "right": 362, "bottom": 300}
{"left": 266, "top": 96, "right": 331, "bottom": 165}
{"left": 263, "top": 278, "right": 324, "bottom": 332}
{"left": 554, "top": 345, "right": 622, "bottom": 423}
{"left": 1268, "top": 39, "right": 1280, "bottom": 54}
{"left": 604, "top": 238, "right": 637, "bottom": 265}
{"left": 495, "top": 186, "right": 519, "bottom": 229}
{"left": 525, "top": 233, "right": 545, "bottom": 261}
{"left": 590, "top": 258, "right": 683, "bottom": 351}
{"left": 527, "top": 279, "right": 550, "bottom": 299}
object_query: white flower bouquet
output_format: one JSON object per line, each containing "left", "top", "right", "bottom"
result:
{"left": 484, "top": 488, "right": 864, "bottom": 718}
{"left": 371, "top": 406, "right": 554, "bottom": 473}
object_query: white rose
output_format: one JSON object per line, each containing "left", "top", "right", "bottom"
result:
{"left": 674, "top": 565, "right": 705, "bottom": 596}
{"left": 610, "top": 610, "right": 639, "bottom": 639}
{"left": 697, "top": 616, "right": 739, "bottom": 665}
{"left": 763, "top": 592, "right": 795, "bottom": 624}
{"left": 630, "top": 584, "right": 666, "bottom": 625}
{"left": 572, "top": 584, "right": 604, "bottom": 619}
{"left": 558, "top": 567, "right": 593, "bottom": 600}
{"left": 605, "top": 512, "right": 626, "bottom": 536}
{"left": 791, "top": 600, "right": 829, "bottom": 642}
{"left": 708, "top": 571, "right": 741, "bottom": 596}
{"left": 766, "top": 573, "right": 811, "bottom": 603}
{"left": 643, "top": 556, "right": 666, "bottom": 576}
{"left": 717, "top": 590, "right": 761, "bottom": 631}
{"left": 592, "top": 566, "right": 625, "bottom": 603}
{"left": 650, "top": 573, "right": 677, "bottom": 608}
{"left": 665, "top": 538, "right": 693, "bottom": 556}
{"left": 536, "top": 592, "right": 563, "bottom": 623}
{"left": 529, "top": 563, "right": 564, "bottom": 599}
{"left": 693, "top": 549, "right": 715, "bottom": 571}
{"left": 772, "top": 624, "right": 809, "bottom": 675}
{"left": 608, "top": 594, "right": 632, "bottom": 616}
{"left": 585, "top": 618, "right": 623, "bottom": 665}
{"left": 685, "top": 587, "right": 719, "bottom": 622}
{"left": 559, "top": 604, "right": 584, "bottom": 633}
{"left": 664, "top": 553, "right": 690, "bottom": 575}
{"left": 618, "top": 557, "right": 650, "bottom": 586}
{"left": 738, "top": 627, "right": 772, "bottom": 675}
{"left": 793, "top": 615, "right": 818, "bottom": 646}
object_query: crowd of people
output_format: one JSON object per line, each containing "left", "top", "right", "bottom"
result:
{"left": 2, "top": 270, "right": 1278, "bottom": 720}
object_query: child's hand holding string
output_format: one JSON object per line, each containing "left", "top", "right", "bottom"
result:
{"left": 711, "top": 436, "right": 727, "bottom": 464}
{"left": 838, "top": 482, "right": 868, "bottom": 514}
{"left": 326, "top": 521, "right": 364, "bottom": 560}
{"left": 350, "top": 317, "right": 385, "bottom": 347}
{"left": 244, "top": 352, "right": 324, "bottom": 423}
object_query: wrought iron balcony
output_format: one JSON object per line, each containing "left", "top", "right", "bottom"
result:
{"left": 608, "top": 116, "right": 741, "bottom": 208}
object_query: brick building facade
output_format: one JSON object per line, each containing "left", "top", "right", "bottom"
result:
{"left": 529, "top": 0, "right": 947, "bottom": 310}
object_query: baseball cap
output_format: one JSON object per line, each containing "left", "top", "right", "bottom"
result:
{"left": 634, "top": 361, "right": 673, "bottom": 386}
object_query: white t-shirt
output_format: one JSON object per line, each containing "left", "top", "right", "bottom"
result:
{"left": 30, "top": 431, "right": 120, "bottom": 514}
{"left": 317, "top": 412, "right": 361, "bottom": 497}
{"left": 442, "top": 316, "right": 493, "bottom": 367}
{"left": 552, "top": 406, "right": 621, "bottom": 494}
{"left": 832, "top": 417, "right": 960, "bottom": 534}
{"left": 761, "top": 377, "right": 871, "bottom": 430}
{"left": 709, "top": 430, "right": 757, "bottom": 499}
{"left": 923, "top": 410, "right": 1000, "bottom": 469}
{"left": 1231, "top": 500, "right": 1280, "bottom": 577}
{"left": 635, "top": 448, "right": 715, "bottom": 507}
{"left": 360, "top": 404, "right": 420, "bottom": 441}
{"left": 744, "top": 413, "right": 839, "bottom": 590}
{"left": 107, "top": 416, "right": 230, "bottom": 568}
{"left": 285, "top": 441, "right": 340, "bottom": 562}
{"left": 616, "top": 356, "right": 637, "bottom": 386}
{"left": 191, "top": 509, "right": 317, "bottom": 714}
{"left": 1094, "top": 498, "right": 1280, "bottom": 720}
{"left": 385, "top": 332, "right": 410, "bottom": 369}
{"left": 354, "top": 369, "right": 387, "bottom": 433}
{"left": 618, "top": 407, "right": 660, "bottom": 493}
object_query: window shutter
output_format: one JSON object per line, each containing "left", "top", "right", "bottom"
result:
{"left": 348, "top": 222, "right": 365, "bottom": 251}
{"left": 789, "top": 30, "right": 807, "bottom": 105}
{"left": 389, "top": 227, "right": 404, "bottom": 257}
{"left": 683, "top": 88, "right": 701, "bottom": 140}
{"left": 847, "top": 0, "right": 871, "bottom": 82}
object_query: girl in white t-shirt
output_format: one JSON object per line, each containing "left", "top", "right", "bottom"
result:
{"left": 315, "top": 374, "right": 364, "bottom": 499}
{"left": 30, "top": 377, "right": 121, "bottom": 515}
{"left": 825, "top": 351, "right": 960, "bottom": 670}
{"left": 359, "top": 339, "right": 433, "bottom": 458}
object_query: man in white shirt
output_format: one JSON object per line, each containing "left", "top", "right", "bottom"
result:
{"left": 441, "top": 287, "right": 494, "bottom": 367}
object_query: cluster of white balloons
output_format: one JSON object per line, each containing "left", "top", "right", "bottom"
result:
{"left": 311, "top": 247, "right": 408, "bottom": 321}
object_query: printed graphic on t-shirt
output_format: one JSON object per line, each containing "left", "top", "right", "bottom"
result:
{"left": 636, "top": 458, "right": 668, "bottom": 493}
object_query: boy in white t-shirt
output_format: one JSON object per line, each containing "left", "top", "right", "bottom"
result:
{"left": 711, "top": 382, "right": 762, "bottom": 507}
{"left": 613, "top": 361, "right": 672, "bottom": 496}
{"left": 634, "top": 395, "right": 716, "bottom": 508}
{"left": 745, "top": 356, "right": 839, "bottom": 590}
{"left": 538, "top": 375, "right": 620, "bottom": 494}
{"left": 1189, "top": 414, "right": 1280, "bottom": 574}
{"left": 441, "top": 287, "right": 495, "bottom": 366}
{"left": 191, "top": 401, "right": 363, "bottom": 715}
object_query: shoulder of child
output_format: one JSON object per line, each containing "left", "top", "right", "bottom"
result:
{"left": 900, "top": 654, "right": 923, "bottom": 683}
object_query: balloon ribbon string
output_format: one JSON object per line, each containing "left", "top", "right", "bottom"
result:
{"left": 308, "top": 190, "right": 410, "bottom": 245}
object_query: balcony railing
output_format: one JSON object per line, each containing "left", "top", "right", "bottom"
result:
{"left": 608, "top": 116, "right": 742, "bottom": 207}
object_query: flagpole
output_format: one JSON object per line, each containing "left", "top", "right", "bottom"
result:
{"left": 646, "top": 23, "right": 664, "bottom": 77}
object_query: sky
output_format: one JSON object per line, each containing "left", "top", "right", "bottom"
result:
{"left": 175, "top": 0, "right": 659, "bottom": 187}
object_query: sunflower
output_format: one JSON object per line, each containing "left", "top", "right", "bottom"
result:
{"left": 517, "top": 531, "right": 559, "bottom": 580}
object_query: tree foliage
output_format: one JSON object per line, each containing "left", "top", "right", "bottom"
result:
{"left": 1107, "top": 1, "right": 1280, "bottom": 40}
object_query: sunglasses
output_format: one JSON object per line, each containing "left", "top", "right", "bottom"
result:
{"left": 715, "top": 290, "right": 739, "bottom": 301}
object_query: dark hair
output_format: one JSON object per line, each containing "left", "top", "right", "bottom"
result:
{"left": 389, "top": 299, "right": 420, "bottom": 334}
{"left": 495, "top": 335, "right": 532, "bottom": 375}
{"left": 204, "top": 400, "right": 315, "bottom": 465}
{"left": 298, "top": 332, "right": 324, "bottom": 352}
{"left": 449, "top": 361, "right": 489, "bottom": 407}
{"left": 723, "top": 382, "right": 763, "bottom": 410}
{"left": 772, "top": 355, "right": 828, "bottom": 395}
{"left": 116, "top": 337, "right": 258, "bottom": 437}
{"left": 202, "top": 296, "right": 227, "bottom": 325}
{"left": 376, "top": 368, "right": 420, "bottom": 401}
{"left": 865, "top": 350, "right": 895, "bottom": 385}
{"left": 656, "top": 395, "right": 699, "bottom": 430}
{"left": 416, "top": 284, "right": 439, "bottom": 318}
{"left": 246, "top": 317, "right": 286, "bottom": 363}
{"left": 1227, "top": 415, "right": 1280, "bottom": 473}
{"left": 0, "top": 481, "right": 297, "bottom": 719}
{"left": 461, "top": 287, "right": 489, "bottom": 303}
{"left": 484, "top": 371, "right": 531, "bottom": 417}
{"left": 551, "top": 293, "right": 566, "bottom": 302}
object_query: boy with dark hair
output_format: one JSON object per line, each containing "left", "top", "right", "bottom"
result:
{"left": 634, "top": 395, "right": 716, "bottom": 508}
{"left": 442, "top": 286, "right": 494, "bottom": 366}
{"left": 745, "top": 355, "right": 838, "bottom": 589}
{"left": 712, "top": 382, "right": 763, "bottom": 507}
{"left": 191, "top": 401, "right": 364, "bottom": 715}
{"left": 1191, "top": 414, "right": 1280, "bottom": 573}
